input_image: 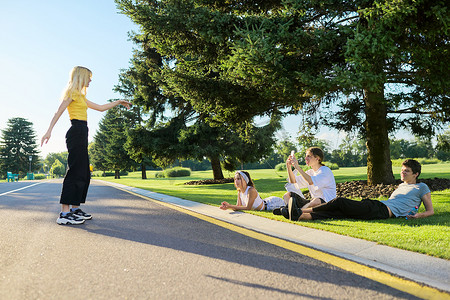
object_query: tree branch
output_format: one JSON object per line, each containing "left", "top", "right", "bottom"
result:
{"left": 387, "top": 108, "right": 437, "bottom": 115}
{"left": 334, "top": 15, "right": 359, "bottom": 25}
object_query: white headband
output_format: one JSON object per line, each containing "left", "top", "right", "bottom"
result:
{"left": 237, "top": 171, "right": 249, "bottom": 184}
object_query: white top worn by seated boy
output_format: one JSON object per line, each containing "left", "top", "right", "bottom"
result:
{"left": 284, "top": 147, "right": 336, "bottom": 209}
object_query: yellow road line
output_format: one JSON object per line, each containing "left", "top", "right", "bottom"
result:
{"left": 116, "top": 186, "right": 449, "bottom": 300}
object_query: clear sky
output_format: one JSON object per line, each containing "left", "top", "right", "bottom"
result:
{"left": 0, "top": 0, "right": 139, "bottom": 158}
{"left": 0, "top": 0, "right": 415, "bottom": 160}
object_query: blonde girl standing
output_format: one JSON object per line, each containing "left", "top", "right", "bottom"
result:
{"left": 41, "top": 66, "right": 130, "bottom": 225}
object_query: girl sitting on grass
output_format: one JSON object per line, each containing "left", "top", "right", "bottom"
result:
{"left": 220, "top": 171, "right": 285, "bottom": 211}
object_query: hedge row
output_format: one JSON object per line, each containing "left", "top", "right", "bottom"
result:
{"left": 391, "top": 158, "right": 442, "bottom": 166}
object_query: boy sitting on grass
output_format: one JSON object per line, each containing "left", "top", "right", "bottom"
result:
{"left": 283, "top": 159, "right": 434, "bottom": 221}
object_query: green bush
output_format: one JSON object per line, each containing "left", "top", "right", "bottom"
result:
{"left": 155, "top": 171, "right": 165, "bottom": 178}
{"left": 164, "top": 167, "right": 191, "bottom": 177}
{"left": 391, "top": 158, "right": 442, "bottom": 167}
{"left": 155, "top": 167, "right": 192, "bottom": 178}
{"left": 324, "top": 161, "right": 340, "bottom": 170}
{"left": 33, "top": 174, "right": 47, "bottom": 180}
{"left": 102, "top": 171, "right": 129, "bottom": 177}
{"left": 275, "top": 163, "right": 286, "bottom": 171}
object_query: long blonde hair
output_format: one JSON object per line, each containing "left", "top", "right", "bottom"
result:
{"left": 61, "top": 66, "right": 92, "bottom": 100}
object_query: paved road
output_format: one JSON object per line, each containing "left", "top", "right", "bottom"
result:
{"left": 0, "top": 180, "right": 421, "bottom": 299}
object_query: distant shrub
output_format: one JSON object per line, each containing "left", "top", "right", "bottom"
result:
{"left": 275, "top": 163, "right": 286, "bottom": 172}
{"left": 155, "top": 171, "right": 165, "bottom": 178}
{"left": 91, "top": 171, "right": 103, "bottom": 177}
{"left": 34, "top": 174, "right": 47, "bottom": 180}
{"left": 324, "top": 161, "right": 339, "bottom": 170}
{"left": 102, "top": 171, "right": 129, "bottom": 177}
{"left": 391, "top": 158, "right": 441, "bottom": 167}
{"left": 156, "top": 167, "right": 191, "bottom": 178}
{"left": 165, "top": 167, "right": 191, "bottom": 177}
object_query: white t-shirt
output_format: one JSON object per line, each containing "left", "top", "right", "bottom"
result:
{"left": 291, "top": 166, "right": 336, "bottom": 202}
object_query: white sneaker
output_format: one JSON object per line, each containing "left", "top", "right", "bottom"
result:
{"left": 72, "top": 208, "right": 92, "bottom": 220}
{"left": 56, "top": 212, "right": 85, "bottom": 225}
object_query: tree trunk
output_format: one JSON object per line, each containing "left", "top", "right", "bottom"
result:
{"left": 115, "top": 170, "right": 120, "bottom": 179}
{"left": 209, "top": 155, "right": 224, "bottom": 180}
{"left": 141, "top": 163, "right": 147, "bottom": 179}
{"left": 364, "top": 88, "right": 395, "bottom": 185}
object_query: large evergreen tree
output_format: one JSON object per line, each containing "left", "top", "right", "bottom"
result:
{"left": 0, "top": 117, "right": 40, "bottom": 176}
{"left": 89, "top": 135, "right": 109, "bottom": 175}
{"left": 115, "top": 35, "right": 281, "bottom": 180}
{"left": 117, "top": 0, "right": 449, "bottom": 184}
{"left": 114, "top": 69, "right": 156, "bottom": 179}
{"left": 91, "top": 104, "right": 135, "bottom": 179}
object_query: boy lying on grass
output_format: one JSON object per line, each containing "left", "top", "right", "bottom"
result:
{"left": 281, "top": 159, "right": 434, "bottom": 221}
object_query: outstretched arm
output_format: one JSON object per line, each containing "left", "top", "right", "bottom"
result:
{"left": 220, "top": 188, "right": 258, "bottom": 211}
{"left": 286, "top": 157, "right": 296, "bottom": 183}
{"left": 41, "top": 98, "right": 72, "bottom": 146}
{"left": 86, "top": 99, "right": 131, "bottom": 112}
{"left": 290, "top": 157, "right": 313, "bottom": 185}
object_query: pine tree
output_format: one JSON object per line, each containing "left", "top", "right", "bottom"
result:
{"left": 0, "top": 117, "right": 40, "bottom": 176}
{"left": 91, "top": 104, "right": 135, "bottom": 179}
{"left": 115, "top": 39, "right": 281, "bottom": 180}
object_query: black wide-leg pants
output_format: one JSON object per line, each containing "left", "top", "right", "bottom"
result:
{"left": 310, "top": 197, "right": 390, "bottom": 220}
{"left": 60, "top": 119, "right": 90, "bottom": 206}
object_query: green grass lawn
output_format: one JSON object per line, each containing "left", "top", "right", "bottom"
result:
{"left": 94, "top": 164, "right": 450, "bottom": 259}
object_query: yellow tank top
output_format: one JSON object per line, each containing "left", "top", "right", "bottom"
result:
{"left": 67, "top": 90, "right": 88, "bottom": 121}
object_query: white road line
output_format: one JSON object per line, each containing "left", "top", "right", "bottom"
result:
{"left": 0, "top": 182, "right": 46, "bottom": 197}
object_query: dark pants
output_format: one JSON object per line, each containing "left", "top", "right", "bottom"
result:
{"left": 292, "top": 192, "right": 310, "bottom": 208}
{"left": 60, "top": 120, "right": 90, "bottom": 206}
{"left": 310, "top": 197, "right": 390, "bottom": 220}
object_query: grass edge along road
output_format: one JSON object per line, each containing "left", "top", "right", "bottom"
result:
{"left": 95, "top": 164, "right": 450, "bottom": 260}
{"left": 113, "top": 185, "right": 450, "bottom": 300}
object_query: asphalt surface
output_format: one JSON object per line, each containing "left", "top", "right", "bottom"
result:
{"left": 0, "top": 180, "right": 448, "bottom": 299}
